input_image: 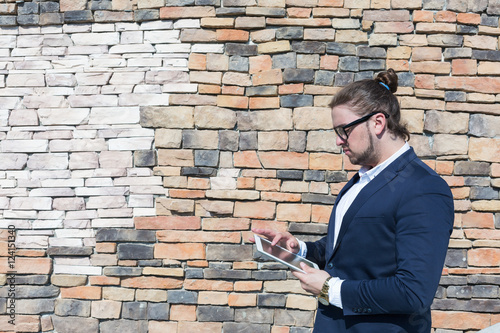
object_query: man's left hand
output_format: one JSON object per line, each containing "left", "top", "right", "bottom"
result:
{"left": 292, "top": 263, "right": 331, "bottom": 295}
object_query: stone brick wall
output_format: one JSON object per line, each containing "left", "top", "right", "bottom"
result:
{"left": 0, "top": 0, "right": 499, "bottom": 332}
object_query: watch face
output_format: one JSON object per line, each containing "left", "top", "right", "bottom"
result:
{"left": 318, "top": 297, "right": 329, "bottom": 306}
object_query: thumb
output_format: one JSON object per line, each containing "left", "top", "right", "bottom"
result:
{"left": 300, "top": 262, "right": 316, "bottom": 274}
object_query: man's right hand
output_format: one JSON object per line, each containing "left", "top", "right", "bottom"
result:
{"left": 250, "top": 228, "right": 300, "bottom": 254}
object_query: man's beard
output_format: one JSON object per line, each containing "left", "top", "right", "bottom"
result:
{"left": 346, "top": 125, "right": 377, "bottom": 166}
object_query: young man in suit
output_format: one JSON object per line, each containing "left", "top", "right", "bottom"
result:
{"left": 253, "top": 69, "right": 454, "bottom": 333}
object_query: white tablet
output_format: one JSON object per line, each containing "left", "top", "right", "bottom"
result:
{"left": 254, "top": 234, "right": 319, "bottom": 273}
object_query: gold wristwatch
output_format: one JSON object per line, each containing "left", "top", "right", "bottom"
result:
{"left": 318, "top": 276, "right": 333, "bottom": 306}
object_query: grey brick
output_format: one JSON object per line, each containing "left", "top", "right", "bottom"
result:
{"left": 454, "top": 161, "right": 490, "bottom": 175}
{"left": 55, "top": 299, "right": 91, "bottom": 317}
{"left": 277, "top": 170, "right": 303, "bottom": 180}
{"left": 435, "top": 285, "right": 445, "bottom": 298}
{"left": 334, "top": 72, "right": 354, "bottom": 86}
{"left": 252, "top": 270, "right": 287, "bottom": 280}
{"left": 302, "top": 193, "right": 335, "bottom": 205}
{"left": 226, "top": 43, "right": 258, "bottom": 56}
{"left": 17, "top": 299, "right": 55, "bottom": 314}
{"left": 469, "top": 0, "right": 488, "bottom": 11}
{"left": 223, "top": 323, "right": 271, "bottom": 333}
{"left": 148, "top": 302, "right": 169, "bottom": 320}
{"left": 326, "top": 42, "right": 356, "bottom": 55}
{"left": 355, "top": 71, "right": 374, "bottom": 81}
{"left": 209, "top": 262, "right": 232, "bottom": 269}
{"left": 357, "top": 46, "right": 386, "bottom": 58}
{"left": 283, "top": 68, "right": 315, "bottom": 83}
{"left": 198, "top": 306, "right": 234, "bottom": 322}
{"left": 122, "top": 302, "right": 147, "bottom": 320}
{"left": 103, "top": 267, "right": 143, "bottom": 277}
{"left": 496, "top": 213, "right": 500, "bottom": 229}
{"left": 257, "top": 293, "right": 286, "bottom": 307}
{"left": 0, "top": 16, "right": 17, "bottom": 26}
{"left": 280, "top": 95, "right": 313, "bottom": 107}
{"left": 216, "top": 7, "right": 246, "bottom": 16}
{"left": 40, "top": 2, "right": 60, "bottom": 13}
{"left": 14, "top": 275, "right": 49, "bottom": 285}
{"left": 181, "top": 166, "right": 217, "bottom": 177}
{"left": 304, "top": 170, "right": 325, "bottom": 182}
{"left": 166, "top": 0, "right": 195, "bottom": 4}
{"left": 47, "top": 246, "right": 93, "bottom": 256}
{"left": 315, "top": 70, "right": 335, "bottom": 86}
{"left": 229, "top": 56, "right": 249, "bottom": 72}
{"left": 447, "top": 0, "right": 468, "bottom": 12}
{"left": 273, "top": 52, "right": 297, "bottom": 69}
{"left": 339, "top": 56, "right": 359, "bottom": 71}
{"left": 289, "top": 222, "right": 328, "bottom": 235}
{"left": 469, "top": 275, "right": 500, "bottom": 285}
{"left": 276, "top": 27, "right": 304, "bottom": 40}
{"left": 134, "top": 9, "right": 160, "bottom": 21}
{"left": 117, "top": 243, "right": 154, "bottom": 260}
{"left": 447, "top": 285, "right": 472, "bottom": 299}
{"left": 137, "top": 259, "right": 162, "bottom": 267}
{"left": 52, "top": 316, "right": 99, "bottom": 333}
{"left": 96, "top": 229, "right": 156, "bottom": 242}
{"left": 289, "top": 131, "right": 306, "bottom": 153}
{"left": 464, "top": 177, "right": 490, "bottom": 186}
{"left": 427, "top": 34, "right": 463, "bottom": 47}
{"left": 18, "top": 2, "right": 39, "bottom": 15}
{"left": 204, "top": 268, "right": 252, "bottom": 280}
{"left": 481, "top": 14, "right": 499, "bottom": 27}
{"left": 292, "top": 41, "right": 326, "bottom": 54}
{"left": 445, "top": 249, "right": 467, "bottom": 268}
{"left": 17, "top": 15, "right": 40, "bottom": 25}
{"left": 219, "top": 130, "right": 239, "bottom": 151}
{"left": 469, "top": 114, "right": 500, "bottom": 137}
{"left": 197, "top": 0, "right": 221, "bottom": 5}
{"left": 246, "top": 86, "right": 278, "bottom": 96}
{"left": 194, "top": 150, "right": 219, "bottom": 167}
{"left": 440, "top": 275, "right": 468, "bottom": 286}
{"left": 64, "top": 10, "right": 93, "bottom": 23}
{"left": 100, "top": 319, "right": 148, "bottom": 333}
{"left": 40, "top": 12, "right": 64, "bottom": 25}
{"left": 397, "top": 72, "right": 415, "bottom": 87}
{"left": 206, "top": 244, "right": 253, "bottom": 261}
{"left": 239, "top": 131, "right": 258, "bottom": 150}
{"left": 167, "top": 290, "right": 198, "bottom": 304}
{"left": 291, "top": 328, "right": 313, "bottom": 333}
{"left": 325, "top": 171, "right": 348, "bottom": 182}
{"left": 443, "top": 47, "right": 472, "bottom": 59}
{"left": 186, "top": 268, "right": 204, "bottom": 279}
{"left": 472, "top": 285, "right": 499, "bottom": 298}
{"left": 1, "top": 286, "right": 59, "bottom": 299}
{"left": 274, "top": 309, "right": 315, "bottom": 326}
{"left": 468, "top": 299, "right": 500, "bottom": 312}
{"left": 457, "top": 25, "right": 478, "bottom": 34}
{"left": 470, "top": 187, "right": 498, "bottom": 200}
{"left": 90, "top": 1, "right": 113, "bottom": 10}
{"left": 359, "top": 59, "right": 385, "bottom": 71}
{"left": 444, "top": 91, "right": 466, "bottom": 102}
{"left": 235, "top": 308, "right": 274, "bottom": 323}
{"left": 134, "top": 150, "right": 156, "bottom": 167}
{"left": 423, "top": 0, "right": 445, "bottom": 9}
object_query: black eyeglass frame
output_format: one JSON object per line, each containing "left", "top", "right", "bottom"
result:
{"left": 334, "top": 111, "right": 390, "bottom": 141}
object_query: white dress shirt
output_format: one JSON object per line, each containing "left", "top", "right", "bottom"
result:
{"left": 297, "top": 142, "right": 410, "bottom": 308}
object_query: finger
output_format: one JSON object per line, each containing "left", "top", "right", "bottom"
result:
{"left": 271, "top": 233, "right": 283, "bottom": 246}
{"left": 300, "top": 262, "right": 316, "bottom": 274}
{"left": 251, "top": 228, "right": 277, "bottom": 240}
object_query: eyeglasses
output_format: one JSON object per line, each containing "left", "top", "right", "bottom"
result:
{"left": 334, "top": 111, "right": 389, "bottom": 141}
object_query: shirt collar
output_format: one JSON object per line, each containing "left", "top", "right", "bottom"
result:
{"left": 358, "top": 142, "right": 410, "bottom": 182}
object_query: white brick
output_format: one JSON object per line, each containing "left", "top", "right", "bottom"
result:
{"left": 0, "top": 109, "right": 8, "bottom": 126}
{"left": 109, "top": 72, "right": 145, "bottom": 85}
{"left": 0, "top": 219, "right": 31, "bottom": 228}
{"left": 97, "top": 208, "right": 133, "bottom": 218}
{"left": 31, "top": 170, "right": 71, "bottom": 179}
{"left": 155, "top": 44, "right": 191, "bottom": 53}
{"left": 53, "top": 265, "right": 102, "bottom": 275}
{"left": 49, "top": 237, "right": 84, "bottom": 246}
{"left": 40, "top": 179, "right": 85, "bottom": 187}
{"left": 174, "top": 19, "right": 201, "bottom": 29}
{"left": 30, "top": 188, "right": 75, "bottom": 197}
{"left": 127, "top": 58, "right": 163, "bottom": 67}
{"left": 99, "top": 151, "right": 133, "bottom": 168}
{"left": 86, "top": 196, "right": 127, "bottom": 209}
{"left": 53, "top": 198, "right": 85, "bottom": 211}
{"left": 32, "top": 220, "right": 64, "bottom": 229}
{"left": 38, "top": 211, "right": 65, "bottom": 219}
{"left": 49, "top": 139, "right": 107, "bottom": 152}
{"left": 11, "top": 47, "right": 42, "bottom": 57}
{"left": 69, "top": 152, "right": 100, "bottom": 169}
{"left": 74, "top": 86, "right": 100, "bottom": 95}
{"left": 127, "top": 168, "right": 153, "bottom": 177}
{"left": 90, "top": 56, "right": 127, "bottom": 68}
{"left": 118, "top": 93, "right": 170, "bottom": 106}
{"left": 108, "top": 137, "right": 153, "bottom": 150}
{"left": 218, "top": 169, "right": 240, "bottom": 178}
{"left": 140, "top": 20, "right": 174, "bottom": 30}
{"left": 121, "top": 31, "right": 143, "bottom": 44}
{"left": 0, "top": 97, "right": 22, "bottom": 109}
{"left": 68, "top": 95, "right": 118, "bottom": 107}
{"left": 133, "top": 84, "right": 162, "bottom": 93}
{"left": 129, "top": 185, "right": 166, "bottom": 194}
{"left": 38, "top": 108, "right": 89, "bottom": 125}
{"left": 91, "top": 218, "right": 134, "bottom": 228}
{"left": 128, "top": 195, "right": 154, "bottom": 207}
{"left": 113, "top": 176, "right": 162, "bottom": 186}
{"left": 210, "top": 177, "right": 237, "bottom": 190}
{"left": 6, "top": 74, "right": 45, "bottom": 87}
{"left": 7, "top": 131, "right": 31, "bottom": 140}
{"left": 74, "top": 187, "right": 129, "bottom": 196}
{"left": 0, "top": 197, "right": 9, "bottom": 209}
{"left": 116, "top": 22, "right": 140, "bottom": 31}
{"left": 22, "top": 95, "right": 68, "bottom": 108}
{"left": 55, "top": 229, "right": 95, "bottom": 238}
{"left": 89, "top": 107, "right": 140, "bottom": 125}
{"left": 68, "top": 45, "right": 107, "bottom": 55}
{"left": 109, "top": 43, "right": 156, "bottom": 53}
{"left": 34, "top": 87, "right": 74, "bottom": 96}
{"left": 55, "top": 257, "right": 90, "bottom": 265}
{"left": 145, "top": 70, "right": 189, "bottom": 84}
{"left": 16, "top": 235, "right": 48, "bottom": 248}
{"left": 133, "top": 208, "right": 156, "bottom": 216}
{"left": 144, "top": 30, "right": 180, "bottom": 43}
{"left": 27, "top": 153, "right": 69, "bottom": 170}
{"left": 101, "top": 85, "right": 134, "bottom": 94}
{"left": 0, "top": 35, "right": 17, "bottom": 48}
{"left": 92, "top": 169, "right": 127, "bottom": 177}
{"left": 3, "top": 210, "right": 38, "bottom": 219}
{"left": 8, "top": 109, "right": 38, "bottom": 126}
{"left": 75, "top": 73, "right": 112, "bottom": 86}
{"left": 66, "top": 210, "right": 98, "bottom": 219}
{"left": 1, "top": 140, "right": 48, "bottom": 153}
{"left": 92, "top": 23, "right": 115, "bottom": 32}
{"left": 86, "top": 178, "right": 114, "bottom": 187}
{"left": 51, "top": 58, "right": 89, "bottom": 69}
{"left": 191, "top": 44, "right": 224, "bottom": 53}
{"left": 71, "top": 32, "right": 120, "bottom": 45}
{"left": 17, "top": 35, "right": 44, "bottom": 48}
{"left": 0, "top": 88, "right": 34, "bottom": 96}
{"left": 14, "top": 60, "right": 52, "bottom": 70}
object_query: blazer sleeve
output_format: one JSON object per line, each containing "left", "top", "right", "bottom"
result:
{"left": 305, "top": 236, "right": 328, "bottom": 270}
{"left": 340, "top": 174, "right": 454, "bottom": 315}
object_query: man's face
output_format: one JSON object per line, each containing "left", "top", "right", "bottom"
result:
{"left": 331, "top": 104, "right": 379, "bottom": 168}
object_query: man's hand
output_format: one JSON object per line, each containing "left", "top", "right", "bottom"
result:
{"left": 293, "top": 263, "right": 331, "bottom": 296}
{"left": 250, "top": 228, "right": 300, "bottom": 254}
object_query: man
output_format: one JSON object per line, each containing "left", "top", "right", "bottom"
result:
{"left": 253, "top": 69, "right": 454, "bottom": 332}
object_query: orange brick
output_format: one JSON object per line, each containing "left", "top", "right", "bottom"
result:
{"left": 149, "top": 321, "right": 178, "bottom": 333}
{"left": 188, "top": 53, "right": 206, "bottom": 70}
{"left": 310, "top": 153, "right": 342, "bottom": 170}
{"left": 222, "top": 85, "right": 245, "bottom": 95}
{"left": 457, "top": 13, "right": 481, "bottom": 25}
{"left": 178, "top": 322, "right": 222, "bottom": 332}
{"left": 170, "top": 305, "right": 197, "bottom": 321}
{"left": 492, "top": 163, "right": 500, "bottom": 177}
{"left": 451, "top": 59, "right": 477, "bottom": 76}
{"left": 228, "top": 293, "right": 257, "bottom": 307}
{"left": 121, "top": 276, "right": 183, "bottom": 289}
{"left": 435, "top": 160, "right": 454, "bottom": 175}
{"left": 320, "top": 55, "right": 339, "bottom": 70}
{"left": 277, "top": 203, "right": 311, "bottom": 222}
{"left": 0, "top": 257, "right": 51, "bottom": 274}
{"left": 198, "top": 291, "right": 229, "bottom": 305}
{"left": 386, "top": 59, "right": 409, "bottom": 72}
{"left": 410, "top": 61, "right": 451, "bottom": 74}
{"left": 252, "top": 69, "right": 283, "bottom": 86}
{"left": 451, "top": 187, "right": 469, "bottom": 200}
{"left": 169, "top": 189, "right": 206, "bottom": 199}
{"left": 237, "top": 177, "right": 255, "bottom": 189}
{"left": 199, "top": 84, "right": 221, "bottom": 95}
{"left": 188, "top": 177, "right": 211, "bottom": 189}
{"left": 287, "top": 8, "right": 312, "bottom": 18}
{"left": 431, "top": 311, "right": 490, "bottom": 331}
{"left": 318, "top": 0, "right": 344, "bottom": 5}
{"left": 312, "top": 205, "right": 332, "bottom": 223}
{"left": 271, "top": 326, "right": 290, "bottom": 333}
{"left": 330, "top": 182, "right": 346, "bottom": 195}
{"left": 251, "top": 220, "right": 289, "bottom": 233}
{"left": 462, "top": 211, "right": 495, "bottom": 229}
{"left": 259, "top": 152, "right": 309, "bottom": 169}
{"left": 436, "top": 76, "right": 500, "bottom": 94}
{"left": 261, "top": 192, "right": 302, "bottom": 202}
{"left": 187, "top": 260, "right": 209, "bottom": 267}
{"left": 465, "top": 229, "right": 500, "bottom": 240}
{"left": 468, "top": 248, "right": 500, "bottom": 267}
{"left": 184, "top": 279, "right": 233, "bottom": 291}
{"left": 234, "top": 281, "right": 263, "bottom": 291}
{"left": 160, "top": 6, "right": 215, "bottom": 19}
{"left": 233, "top": 261, "right": 257, "bottom": 269}
{"left": 89, "top": 276, "right": 120, "bottom": 286}
{"left": 157, "top": 230, "right": 241, "bottom": 243}
{"left": 118, "top": 260, "right": 137, "bottom": 266}
{"left": 217, "top": 29, "right": 249, "bottom": 41}
{"left": 217, "top": 95, "right": 248, "bottom": 109}
{"left": 154, "top": 243, "right": 206, "bottom": 260}
{"left": 61, "top": 286, "right": 102, "bottom": 300}
{"left": 413, "top": 10, "right": 433, "bottom": 22}
{"left": 374, "top": 22, "right": 414, "bottom": 33}
{"left": 234, "top": 201, "right": 276, "bottom": 219}
{"left": 234, "top": 151, "right": 262, "bottom": 168}
{"left": 202, "top": 218, "right": 251, "bottom": 231}
{"left": 414, "top": 74, "right": 435, "bottom": 89}
{"left": 412, "top": 47, "right": 442, "bottom": 61}
{"left": 255, "top": 178, "right": 281, "bottom": 192}
{"left": 435, "top": 11, "right": 456, "bottom": 22}
{"left": 249, "top": 97, "right": 280, "bottom": 109}
{"left": 135, "top": 216, "right": 201, "bottom": 230}
{"left": 0, "top": 315, "right": 39, "bottom": 332}
{"left": 279, "top": 83, "right": 304, "bottom": 95}
{"left": 95, "top": 242, "right": 116, "bottom": 253}
{"left": 249, "top": 55, "right": 272, "bottom": 74}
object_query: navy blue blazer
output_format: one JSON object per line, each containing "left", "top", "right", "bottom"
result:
{"left": 305, "top": 148, "right": 454, "bottom": 333}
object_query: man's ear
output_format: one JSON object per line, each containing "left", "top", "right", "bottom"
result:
{"left": 372, "top": 112, "right": 387, "bottom": 136}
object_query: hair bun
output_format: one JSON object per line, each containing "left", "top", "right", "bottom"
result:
{"left": 375, "top": 68, "right": 398, "bottom": 93}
